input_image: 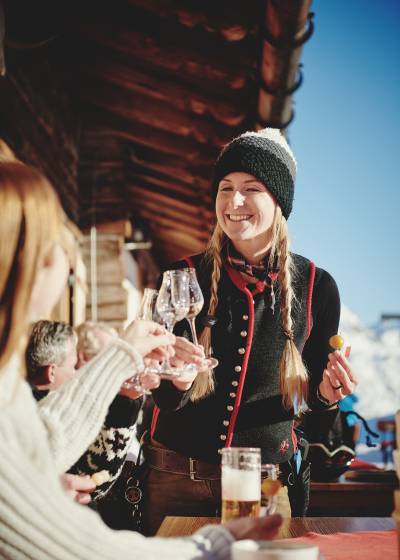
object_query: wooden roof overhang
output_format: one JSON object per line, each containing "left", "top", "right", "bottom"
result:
{"left": 1, "top": 0, "right": 314, "bottom": 265}
{"left": 77, "top": 0, "right": 314, "bottom": 264}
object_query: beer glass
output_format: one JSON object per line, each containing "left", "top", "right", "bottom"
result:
{"left": 260, "top": 464, "right": 281, "bottom": 516}
{"left": 221, "top": 447, "right": 261, "bottom": 521}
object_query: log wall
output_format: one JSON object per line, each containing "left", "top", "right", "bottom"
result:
{"left": 0, "top": 39, "right": 80, "bottom": 222}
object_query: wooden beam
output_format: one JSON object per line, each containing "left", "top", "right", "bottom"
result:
{"left": 80, "top": 81, "right": 238, "bottom": 147}
{"left": 79, "top": 23, "right": 256, "bottom": 94}
{"left": 126, "top": 0, "right": 260, "bottom": 42}
{"left": 82, "top": 60, "right": 248, "bottom": 127}
{"left": 80, "top": 115, "right": 219, "bottom": 164}
{"left": 256, "top": 0, "right": 313, "bottom": 129}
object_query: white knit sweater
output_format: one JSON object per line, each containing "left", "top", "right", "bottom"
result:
{"left": 0, "top": 342, "right": 233, "bottom": 559}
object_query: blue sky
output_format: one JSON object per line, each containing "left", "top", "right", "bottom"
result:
{"left": 289, "top": 0, "right": 400, "bottom": 326}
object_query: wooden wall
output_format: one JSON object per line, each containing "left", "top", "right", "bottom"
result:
{"left": 0, "top": 37, "right": 80, "bottom": 222}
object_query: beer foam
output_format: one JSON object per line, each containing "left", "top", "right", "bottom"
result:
{"left": 222, "top": 466, "right": 260, "bottom": 501}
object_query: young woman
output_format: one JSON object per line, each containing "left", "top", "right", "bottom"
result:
{"left": 143, "top": 128, "right": 358, "bottom": 534}
{"left": 0, "top": 156, "right": 281, "bottom": 559}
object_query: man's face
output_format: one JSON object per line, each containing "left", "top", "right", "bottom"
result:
{"left": 51, "top": 335, "right": 78, "bottom": 390}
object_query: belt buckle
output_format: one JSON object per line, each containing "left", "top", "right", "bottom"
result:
{"left": 189, "top": 458, "right": 201, "bottom": 482}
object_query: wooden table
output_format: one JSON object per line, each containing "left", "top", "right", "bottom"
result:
{"left": 156, "top": 516, "right": 395, "bottom": 538}
{"left": 309, "top": 479, "right": 396, "bottom": 516}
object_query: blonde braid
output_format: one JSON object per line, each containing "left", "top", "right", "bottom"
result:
{"left": 276, "top": 212, "right": 309, "bottom": 410}
{"left": 191, "top": 224, "right": 225, "bottom": 401}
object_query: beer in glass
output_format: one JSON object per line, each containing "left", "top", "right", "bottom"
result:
{"left": 221, "top": 447, "right": 261, "bottom": 521}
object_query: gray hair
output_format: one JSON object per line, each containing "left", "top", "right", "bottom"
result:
{"left": 26, "top": 320, "right": 75, "bottom": 379}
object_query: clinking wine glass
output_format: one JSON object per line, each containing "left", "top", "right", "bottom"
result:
{"left": 137, "top": 288, "right": 159, "bottom": 321}
{"left": 183, "top": 268, "right": 219, "bottom": 370}
{"left": 156, "top": 269, "right": 190, "bottom": 379}
{"left": 122, "top": 288, "right": 159, "bottom": 393}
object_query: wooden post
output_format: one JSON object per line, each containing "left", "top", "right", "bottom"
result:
{"left": 82, "top": 220, "right": 142, "bottom": 330}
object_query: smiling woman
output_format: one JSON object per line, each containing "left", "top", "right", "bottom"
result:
{"left": 142, "top": 127, "right": 359, "bottom": 534}
{"left": 216, "top": 172, "right": 277, "bottom": 250}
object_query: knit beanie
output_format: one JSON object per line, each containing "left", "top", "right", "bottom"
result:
{"left": 211, "top": 128, "right": 297, "bottom": 219}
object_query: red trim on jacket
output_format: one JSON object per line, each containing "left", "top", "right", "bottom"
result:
{"left": 306, "top": 262, "right": 316, "bottom": 338}
{"left": 224, "top": 264, "right": 257, "bottom": 448}
{"left": 151, "top": 406, "right": 160, "bottom": 439}
{"left": 183, "top": 256, "right": 194, "bottom": 269}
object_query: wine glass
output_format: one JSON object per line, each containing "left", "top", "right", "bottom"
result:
{"left": 137, "top": 288, "right": 159, "bottom": 321}
{"left": 183, "top": 268, "right": 219, "bottom": 370}
{"left": 122, "top": 288, "right": 159, "bottom": 393}
{"left": 260, "top": 464, "right": 281, "bottom": 516}
{"left": 156, "top": 269, "right": 190, "bottom": 378}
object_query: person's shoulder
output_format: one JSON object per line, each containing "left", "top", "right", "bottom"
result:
{"left": 168, "top": 253, "right": 206, "bottom": 271}
{"left": 291, "top": 253, "right": 338, "bottom": 295}
{"left": 313, "top": 265, "right": 338, "bottom": 295}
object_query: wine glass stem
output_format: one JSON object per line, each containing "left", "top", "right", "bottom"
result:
{"left": 188, "top": 317, "right": 198, "bottom": 346}
{"left": 160, "top": 320, "right": 174, "bottom": 370}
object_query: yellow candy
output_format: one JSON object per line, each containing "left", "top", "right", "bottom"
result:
{"left": 329, "top": 334, "right": 344, "bottom": 350}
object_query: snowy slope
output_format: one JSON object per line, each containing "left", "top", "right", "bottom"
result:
{"left": 339, "top": 305, "right": 400, "bottom": 419}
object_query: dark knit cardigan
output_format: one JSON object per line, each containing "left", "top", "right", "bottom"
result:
{"left": 32, "top": 390, "right": 142, "bottom": 497}
{"left": 151, "top": 252, "right": 340, "bottom": 465}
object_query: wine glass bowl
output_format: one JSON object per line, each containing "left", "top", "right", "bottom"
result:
{"left": 122, "top": 288, "right": 160, "bottom": 393}
{"left": 183, "top": 268, "right": 204, "bottom": 345}
{"left": 136, "top": 288, "right": 159, "bottom": 321}
{"left": 155, "top": 270, "right": 190, "bottom": 378}
{"left": 182, "top": 268, "right": 219, "bottom": 370}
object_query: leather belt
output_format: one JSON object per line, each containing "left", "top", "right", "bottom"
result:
{"left": 143, "top": 443, "right": 221, "bottom": 481}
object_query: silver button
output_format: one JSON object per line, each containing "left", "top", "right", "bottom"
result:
{"left": 230, "top": 392, "right": 236, "bottom": 398}
{"left": 242, "top": 314, "right": 248, "bottom": 320}
{"left": 232, "top": 381, "right": 238, "bottom": 387}
{"left": 227, "top": 405, "right": 234, "bottom": 411}
{"left": 220, "top": 434, "right": 227, "bottom": 441}
{"left": 238, "top": 347, "right": 245, "bottom": 355}
{"left": 223, "top": 420, "right": 229, "bottom": 426}
{"left": 234, "top": 366, "right": 241, "bottom": 373}
{"left": 240, "top": 330, "right": 247, "bottom": 337}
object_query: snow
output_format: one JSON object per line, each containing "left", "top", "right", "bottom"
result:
{"left": 339, "top": 305, "right": 400, "bottom": 419}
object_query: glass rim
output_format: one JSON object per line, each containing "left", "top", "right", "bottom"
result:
{"left": 220, "top": 447, "right": 261, "bottom": 454}
{"left": 165, "top": 269, "right": 189, "bottom": 275}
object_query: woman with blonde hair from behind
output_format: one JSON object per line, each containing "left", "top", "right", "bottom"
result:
{"left": 0, "top": 151, "right": 282, "bottom": 559}
{"left": 143, "top": 127, "right": 359, "bottom": 534}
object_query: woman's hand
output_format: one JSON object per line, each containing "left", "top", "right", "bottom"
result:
{"left": 224, "top": 513, "right": 282, "bottom": 541}
{"left": 60, "top": 473, "right": 96, "bottom": 505}
{"left": 318, "top": 351, "right": 358, "bottom": 403}
{"left": 170, "top": 337, "right": 208, "bottom": 391}
{"left": 123, "top": 320, "right": 175, "bottom": 361}
{"left": 119, "top": 369, "right": 161, "bottom": 399}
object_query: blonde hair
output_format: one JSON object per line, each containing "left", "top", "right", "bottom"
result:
{"left": 0, "top": 140, "right": 17, "bottom": 162}
{"left": 0, "top": 158, "right": 63, "bottom": 370}
{"left": 193, "top": 207, "right": 308, "bottom": 409}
